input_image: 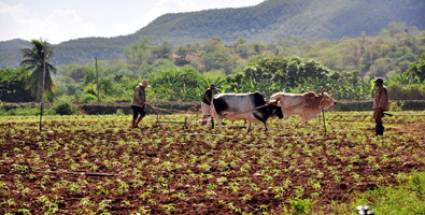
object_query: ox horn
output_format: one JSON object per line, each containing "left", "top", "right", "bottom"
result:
{"left": 268, "top": 99, "right": 279, "bottom": 105}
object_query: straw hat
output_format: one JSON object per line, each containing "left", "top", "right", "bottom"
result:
{"left": 141, "top": 80, "right": 148, "bottom": 87}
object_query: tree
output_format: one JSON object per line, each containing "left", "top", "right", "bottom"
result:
{"left": 125, "top": 38, "right": 151, "bottom": 71}
{"left": 151, "top": 41, "right": 172, "bottom": 61}
{"left": 0, "top": 67, "right": 33, "bottom": 102}
{"left": 408, "top": 55, "right": 425, "bottom": 82}
{"left": 149, "top": 66, "right": 206, "bottom": 101}
{"left": 20, "top": 39, "right": 56, "bottom": 101}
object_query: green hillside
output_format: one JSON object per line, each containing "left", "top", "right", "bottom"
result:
{"left": 0, "top": 0, "right": 424, "bottom": 67}
{"left": 0, "top": 39, "right": 31, "bottom": 68}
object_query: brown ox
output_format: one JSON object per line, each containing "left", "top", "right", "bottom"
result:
{"left": 270, "top": 91, "right": 336, "bottom": 122}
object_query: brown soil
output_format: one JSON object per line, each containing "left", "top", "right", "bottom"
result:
{"left": 0, "top": 114, "right": 424, "bottom": 214}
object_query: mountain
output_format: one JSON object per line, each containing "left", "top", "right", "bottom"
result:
{"left": 1, "top": 0, "right": 424, "bottom": 67}
{"left": 0, "top": 39, "right": 31, "bottom": 68}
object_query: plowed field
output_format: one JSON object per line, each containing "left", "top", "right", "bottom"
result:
{"left": 1, "top": 112, "right": 424, "bottom": 214}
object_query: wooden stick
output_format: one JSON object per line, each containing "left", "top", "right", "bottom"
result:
{"left": 155, "top": 113, "right": 160, "bottom": 127}
{"left": 183, "top": 116, "right": 188, "bottom": 129}
{"left": 383, "top": 112, "right": 394, "bottom": 117}
{"left": 35, "top": 170, "right": 114, "bottom": 177}
{"left": 322, "top": 109, "right": 327, "bottom": 136}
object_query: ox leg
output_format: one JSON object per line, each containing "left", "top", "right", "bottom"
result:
{"left": 263, "top": 121, "right": 268, "bottom": 132}
{"left": 217, "top": 115, "right": 223, "bottom": 129}
{"left": 246, "top": 121, "right": 252, "bottom": 132}
{"left": 252, "top": 112, "right": 268, "bottom": 132}
{"left": 302, "top": 112, "right": 316, "bottom": 124}
{"left": 300, "top": 115, "right": 312, "bottom": 127}
{"left": 210, "top": 117, "right": 214, "bottom": 129}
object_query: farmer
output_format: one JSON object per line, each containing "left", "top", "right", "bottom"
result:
{"left": 373, "top": 78, "right": 389, "bottom": 136}
{"left": 200, "top": 84, "right": 217, "bottom": 126}
{"left": 131, "top": 80, "right": 148, "bottom": 129}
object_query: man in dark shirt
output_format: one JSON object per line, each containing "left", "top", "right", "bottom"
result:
{"left": 200, "top": 84, "right": 217, "bottom": 126}
{"left": 131, "top": 80, "right": 148, "bottom": 128}
{"left": 373, "top": 78, "right": 389, "bottom": 136}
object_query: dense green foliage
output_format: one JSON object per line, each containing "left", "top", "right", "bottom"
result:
{"left": 149, "top": 66, "right": 207, "bottom": 101}
{"left": 224, "top": 56, "right": 367, "bottom": 98}
{"left": 0, "top": 67, "right": 33, "bottom": 102}
{"left": 408, "top": 54, "right": 425, "bottom": 82}
{"left": 48, "top": 30, "right": 424, "bottom": 102}
{"left": 282, "top": 29, "right": 425, "bottom": 78}
{"left": 51, "top": 98, "right": 76, "bottom": 115}
{"left": 1, "top": 27, "right": 424, "bottom": 103}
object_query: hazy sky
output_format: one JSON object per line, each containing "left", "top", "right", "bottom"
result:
{"left": 0, "top": 0, "right": 264, "bottom": 44}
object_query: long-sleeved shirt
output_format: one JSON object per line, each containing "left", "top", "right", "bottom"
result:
{"left": 373, "top": 86, "right": 389, "bottom": 110}
{"left": 132, "top": 84, "right": 146, "bottom": 107}
{"left": 202, "top": 88, "right": 217, "bottom": 105}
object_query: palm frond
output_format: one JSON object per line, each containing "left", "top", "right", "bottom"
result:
{"left": 20, "top": 39, "right": 56, "bottom": 101}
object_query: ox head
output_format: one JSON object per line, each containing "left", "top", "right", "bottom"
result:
{"left": 319, "top": 89, "right": 336, "bottom": 110}
{"left": 267, "top": 100, "right": 284, "bottom": 119}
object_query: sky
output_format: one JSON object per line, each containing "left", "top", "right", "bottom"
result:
{"left": 0, "top": 0, "right": 264, "bottom": 44}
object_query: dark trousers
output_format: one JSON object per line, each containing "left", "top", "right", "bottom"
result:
{"left": 373, "top": 108, "right": 384, "bottom": 136}
{"left": 131, "top": 105, "right": 146, "bottom": 118}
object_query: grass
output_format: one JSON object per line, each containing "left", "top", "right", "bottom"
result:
{"left": 330, "top": 171, "right": 425, "bottom": 215}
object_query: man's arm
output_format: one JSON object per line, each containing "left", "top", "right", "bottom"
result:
{"left": 375, "top": 87, "right": 383, "bottom": 101}
{"left": 139, "top": 88, "right": 146, "bottom": 104}
{"left": 203, "top": 90, "right": 212, "bottom": 105}
{"left": 134, "top": 87, "right": 145, "bottom": 105}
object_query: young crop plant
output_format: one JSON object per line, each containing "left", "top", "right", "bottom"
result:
{"left": 37, "top": 195, "right": 59, "bottom": 215}
{"left": 289, "top": 198, "right": 313, "bottom": 214}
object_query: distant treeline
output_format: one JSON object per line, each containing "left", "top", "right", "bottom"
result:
{"left": 1, "top": 25, "right": 424, "bottom": 105}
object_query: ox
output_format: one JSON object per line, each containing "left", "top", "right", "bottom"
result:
{"left": 270, "top": 90, "right": 335, "bottom": 122}
{"left": 212, "top": 92, "right": 284, "bottom": 131}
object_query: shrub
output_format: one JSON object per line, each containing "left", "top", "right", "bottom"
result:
{"left": 289, "top": 198, "right": 312, "bottom": 214}
{"left": 52, "top": 100, "right": 75, "bottom": 115}
{"left": 115, "top": 109, "right": 126, "bottom": 115}
{"left": 332, "top": 100, "right": 425, "bottom": 111}
{"left": 400, "top": 100, "right": 425, "bottom": 111}
{"left": 8, "top": 107, "right": 40, "bottom": 116}
{"left": 387, "top": 84, "right": 425, "bottom": 100}
{"left": 0, "top": 102, "right": 41, "bottom": 116}
{"left": 81, "top": 94, "right": 98, "bottom": 103}
{"left": 332, "top": 101, "right": 372, "bottom": 111}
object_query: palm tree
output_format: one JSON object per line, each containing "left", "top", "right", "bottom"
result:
{"left": 20, "top": 39, "right": 56, "bottom": 101}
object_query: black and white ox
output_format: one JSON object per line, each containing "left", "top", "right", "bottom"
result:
{"left": 212, "top": 92, "right": 284, "bottom": 131}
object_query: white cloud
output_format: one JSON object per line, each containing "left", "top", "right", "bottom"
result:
{"left": 0, "top": 0, "right": 264, "bottom": 43}
{"left": 0, "top": 1, "right": 96, "bottom": 44}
